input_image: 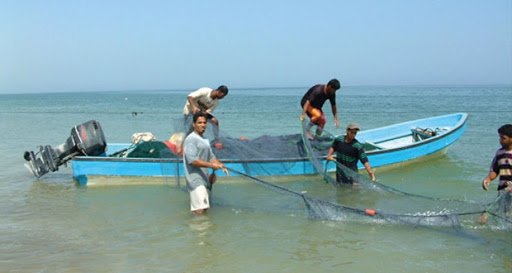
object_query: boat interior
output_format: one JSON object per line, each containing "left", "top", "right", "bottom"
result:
{"left": 363, "top": 127, "right": 449, "bottom": 151}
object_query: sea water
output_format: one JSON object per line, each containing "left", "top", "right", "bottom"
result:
{"left": 0, "top": 85, "right": 511, "bottom": 272}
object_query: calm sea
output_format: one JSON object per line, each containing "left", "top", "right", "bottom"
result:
{"left": 1, "top": 86, "right": 511, "bottom": 272}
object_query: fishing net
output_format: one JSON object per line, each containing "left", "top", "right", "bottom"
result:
{"left": 162, "top": 115, "right": 511, "bottom": 231}
{"left": 299, "top": 118, "right": 511, "bottom": 231}
{"left": 228, "top": 167, "right": 469, "bottom": 232}
{"left": 105, "top": 138, "right": 183, "bottom": 188}
{"left": 165, "top": 116, "right": 312, "bottom": 213}
{"left": 159, "top": 150, "right": 182, "bottom": 188}
{"left": 485, "top": 192, "right": 512, "bottom": 230}
{"left": 173, "top": 115, "right": 310, "bottom": 177}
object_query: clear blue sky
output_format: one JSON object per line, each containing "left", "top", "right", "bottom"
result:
{"left": 1, "top": 0, "right": 511, "bottom": 93}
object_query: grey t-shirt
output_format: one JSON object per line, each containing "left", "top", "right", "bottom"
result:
{"left": 183, "top": 132, "right": 216, "bottom": 191}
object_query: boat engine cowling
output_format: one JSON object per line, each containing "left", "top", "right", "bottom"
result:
{"left": 23, "top": 120, "right": 107, "bottom": 178}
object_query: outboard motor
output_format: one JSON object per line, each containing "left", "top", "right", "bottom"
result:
{"left": 23, "top": 120, "right": 107, "bottom": 178}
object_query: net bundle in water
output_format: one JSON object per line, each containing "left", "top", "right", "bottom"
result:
{"left": 299, "top": 118, "right": 511, "bottom": 231}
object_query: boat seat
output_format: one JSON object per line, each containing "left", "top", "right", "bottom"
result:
{"left": 363, "top": 141, "right": 385, "bottom": 150}
{"left": 412, "top": 127, "right": 436, "bottom": 142}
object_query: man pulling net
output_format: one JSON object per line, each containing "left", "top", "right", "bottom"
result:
{"left": 299, "top": 118, "right": 511, "bottom": 231}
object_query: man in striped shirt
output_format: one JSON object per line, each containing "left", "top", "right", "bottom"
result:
{"left": 478, "top": 124, "right": 512, "bottom": 224}
{"left": 482, "top": 124, "right": 512, "bottom": 193}
{"left": 327, "top": 122, "right": 376, "bottom": 185}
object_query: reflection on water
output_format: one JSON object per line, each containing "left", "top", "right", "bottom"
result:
{"left": 188, "top": 214, "right": 214, "bottom": 238}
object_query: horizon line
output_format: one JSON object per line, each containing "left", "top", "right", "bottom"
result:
{"left": 1, "top": 83, "right": 511, "bottom": 95}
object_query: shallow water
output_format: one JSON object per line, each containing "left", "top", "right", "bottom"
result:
{"left": 1, "top": 86, "right": 511, "bottom": 272}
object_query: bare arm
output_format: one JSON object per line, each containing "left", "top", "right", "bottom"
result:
{"left": 300, "top": 100, "right": 311, "bottom": 120}
{"left": 191, "top": 158, "right": 229, "bottom": 176}
{"left": 211, "top": 158, "right": 229, "bottom": 176}
{"left": 331, "top": 104, "right": 339, "bottom": 128}
{"left": 482, "top": 171, "right": 498, "bottom": 191}
{"left": 191, "top": 158, "right": 221, "bottom": 169}
{"left": 363, "top": 162, "right": 376, "bottom": 181}
{"left": 326, "top": 147, "right": 335, "bottom": 161}
{"left": 187, "top": 96, "right": 199, "bottom": 114}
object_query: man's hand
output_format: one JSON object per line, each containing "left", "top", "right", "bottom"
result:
{"left": 482, "top": 178, "right": 491, "bottom": 191}
{"left": 211, "top": 162, "right": 223, "bottom": 170}
{"left": 369, "top": 171, "right": 376, "bottom": 182}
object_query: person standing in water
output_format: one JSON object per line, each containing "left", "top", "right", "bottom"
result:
{"left": 479, "top": 124, "right": 512, "bottom": 223}
{"left": 326, "top": 122, "right": 376, "bottom": 185}
{"left": 183, "top": 112, "right": 229, "bottom": 215}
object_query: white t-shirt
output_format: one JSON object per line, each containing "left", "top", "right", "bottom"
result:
{"left": 183, "top": 87, "right": 220, "bottom": 115}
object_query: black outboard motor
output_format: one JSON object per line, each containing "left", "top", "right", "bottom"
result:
{"left": 23, "top": 120, "right": 107, "bottom": 178}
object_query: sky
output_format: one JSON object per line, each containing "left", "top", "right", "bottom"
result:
{"left": 1, "top": 0, "right": 511, "bottom": 93}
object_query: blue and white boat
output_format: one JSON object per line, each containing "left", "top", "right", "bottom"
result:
{"left": 350, "top": 112, "right": 468, "bottom": 169}
{"left": 24, "top": 113, "right": 468, "bottom": 186}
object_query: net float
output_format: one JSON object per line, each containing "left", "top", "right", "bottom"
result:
{"left": 365, "top": 208, "right": 376, "bottom": 216}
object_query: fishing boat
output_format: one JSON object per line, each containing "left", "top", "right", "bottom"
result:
{"left": 23, "top": 113, "right": 468, "bottom": 186}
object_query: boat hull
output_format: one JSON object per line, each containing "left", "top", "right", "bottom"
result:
{"left": 71, "top": 113, "right": 468, "bottom": 185}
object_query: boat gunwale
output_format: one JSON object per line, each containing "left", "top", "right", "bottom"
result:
{"left": 72, "top": 156, "right": 312, "bottom": 164}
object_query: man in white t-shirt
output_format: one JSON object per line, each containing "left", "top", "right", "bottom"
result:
{"left": 183, "top": 85, "right": 229, "bottom": 139}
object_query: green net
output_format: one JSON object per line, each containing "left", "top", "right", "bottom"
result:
{"left": 485, "top": 192, "right": 512, "bottom": 230}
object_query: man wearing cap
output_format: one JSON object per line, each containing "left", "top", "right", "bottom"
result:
{"left": 300, "top": 79, "right": 341, "bottom": 139}
{"left": 183, "top": 85, "right": 229, "bottom": 139}
{"left": 327, "top": 122, "right": 376, "bottom": 184}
